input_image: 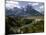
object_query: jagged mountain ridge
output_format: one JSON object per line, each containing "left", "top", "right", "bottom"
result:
{"left": 5, "top": 4, "right": 43, "bottom": 16}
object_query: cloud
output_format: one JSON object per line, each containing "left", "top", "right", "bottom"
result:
{"left": 32, "top": 3, "right": 39, "bottom": 6}
{"left": 39, "top": 5, "right": 44, "bottom": 9}
{"left": 35, "top": 5, "right": 44, "bottom": 13}
{"left": 16, "top": 5, "right": 21, "bottom": 8}
{"left": 6, "top": 1, "right": 19, "bottom": 5}
{"left": 28, "top": 3, "right": 32, "bottom": 5}
{"left": 38, "top": 5, "right": 44, "bottom": 12}
{"left": 6, "top": 1, "right": 20, "bottom": 9}
{"left": 28, "top": 3, "right": 39, "bottom": 7}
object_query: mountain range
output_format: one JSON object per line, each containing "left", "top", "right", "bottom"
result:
{"left": 5, "top": 4, "right": 43, "bottom": 16}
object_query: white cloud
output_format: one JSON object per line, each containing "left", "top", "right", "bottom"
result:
{"left": 28, "top": 3, "right": 32, "bottom": 5}
{"left": 38, "top": 5, "right": 44, "bottom": 12}
{"left": 39, "top": 5, "right": 44, "bottom": 9}
{"left": 28, "top": 3, "right": 39, "bottom": 7}
{"left": 32, "top": 3, "right": 39, "bottom": 6}
{"left": 6, "top": 1, "right": 19, "bottom": 5}
{"left": 6, "top": 1, "right": 20, "bottom": 9}
{"left": 23, "top": 6, "right": 25, "bottom": 8}
{"left": 35, "top": 5, "right": 44, "bottom": 13}
{"left": 16, "top": 5, "right": 21, "bottom": 8}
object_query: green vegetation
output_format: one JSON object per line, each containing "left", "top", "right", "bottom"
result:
{"left": 6, "top": 16, "right": 44, "bottom": 34}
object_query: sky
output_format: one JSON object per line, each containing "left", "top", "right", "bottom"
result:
{"left": 5, "top": 0, "right": 44, "bottom": 13}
